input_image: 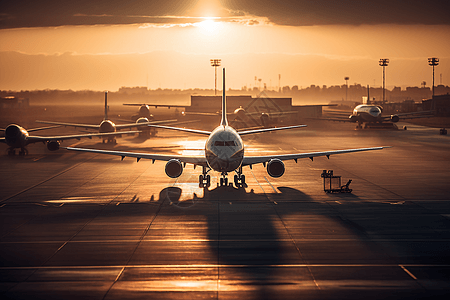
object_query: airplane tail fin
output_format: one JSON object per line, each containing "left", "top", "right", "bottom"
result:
{"left": 221, "top": 68, "right": 228, "bottom": 127}
{"left": 104, "top": 91, "right": 108, "bottom": 120}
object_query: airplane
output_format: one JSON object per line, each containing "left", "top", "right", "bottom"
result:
{"left": 323, "top": 86, "right": 435, "bottom": 129}
{"left": 65, "top": 68, "right": 389, "bottom": 188}
{"left": 36, "top": 92, "right": 178, "bottom": 142}
{"left": 0, "top": 123, "right": 140, "bottom": 155}
{"left": 123, "top": 103, "right": 185, "bottom": 122}
{"left": 324, "top": 104, "right": 435, "bottom": 129}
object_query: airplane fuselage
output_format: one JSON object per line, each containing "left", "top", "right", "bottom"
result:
{"left": 99, "top": 120, "right": 116, "bottom": 133}
{"left": 350, "top": 105, "right": 382, "bottom": 123}
{"left": 205, "top": 125, "right": 244, "bottom": 173}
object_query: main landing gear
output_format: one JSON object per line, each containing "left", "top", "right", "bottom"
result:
{"left": 218, "top": 167, "right": 247, "bottom": 188}
{"left": 102, "top": 138, "right": 117, "bottom": 144}
{"left": 199, "top": 167, "right": 247, "bottom": 188}
{"left": 7, "top": 147, "right": 28, "bottom": 156}
{"left": 199, "top": 166, "right": 211, "bottom": 188}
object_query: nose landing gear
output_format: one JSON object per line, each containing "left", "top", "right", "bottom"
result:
{"left": 199, "top": 166, "right": 211, "bottom": 188}
{"left": 234, "top": 167, "right": 246, "bottom": 187}
{"left": 219, "top": 173, "right": 228, "bottom": 186}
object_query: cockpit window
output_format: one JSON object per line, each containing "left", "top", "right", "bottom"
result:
{"left": 214, "top": 141, "right": 236, "bottom": 146}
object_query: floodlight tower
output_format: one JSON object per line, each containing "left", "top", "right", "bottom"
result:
{"left": 379, "top": 58, "right": 389, "bottom": 104}
{"left": 344, "top": 76, "right": 349, "bottom": 102}
{"left": 210, "top": 59, "right": 221, "bottom": 95}
{"left": 428, "top": 57, "right": 439, "bottom": 97}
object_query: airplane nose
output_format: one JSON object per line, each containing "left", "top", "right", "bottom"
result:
{"left": 5, "top": 125, "right": 20, "bottom": 138}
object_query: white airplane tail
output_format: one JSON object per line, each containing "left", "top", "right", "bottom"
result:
{"left": 104, "top": 91, "right": 108, "bottom": 120}
{"left": 221, "top": 68, "right": 228, "bottom": 127}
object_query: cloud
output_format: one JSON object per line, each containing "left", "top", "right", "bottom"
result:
{"left": 1, "top": 0, "right": 449, "bottom": 29}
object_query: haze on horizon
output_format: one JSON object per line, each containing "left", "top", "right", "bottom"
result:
{"left": 1, "top": 0, "right": 449, "bottom": 91}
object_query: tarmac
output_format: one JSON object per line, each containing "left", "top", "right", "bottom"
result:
{"left": 1, "top": 118, "right": 450, "bottom": 299}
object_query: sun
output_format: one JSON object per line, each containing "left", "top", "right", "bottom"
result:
{"left": 196, "top": 18, "right": 221, "bottom": 35}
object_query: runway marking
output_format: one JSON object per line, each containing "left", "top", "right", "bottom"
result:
{"left": 56, "top": 241, "right": 68, "bottom": 252}
{"left": 399, "top": 265, "right": 418, "bottom": 280}
{"left": 115, "top": 267, "right": 125, "bottom": 282}
{"left": 263, "top": 176, "right": 278, "bottom": 193}
{"left": 249, "top": 169, "right": 266, "bottom": 194}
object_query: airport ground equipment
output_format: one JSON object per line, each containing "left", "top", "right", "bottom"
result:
{"left": 321, "top": 170, "right": 352, "bottom": 193}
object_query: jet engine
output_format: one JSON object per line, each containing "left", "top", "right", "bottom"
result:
{"left": 266, "top": 158, "right": 285, "bottom": 178}
{"left": 165, "top": 159, "right": 183, "bottom": 178}
{"left": 47, "top": 140, "right": 60, "bottom": 151}
{"left": 390, "top": 115, "right": 400, "bottom": 123}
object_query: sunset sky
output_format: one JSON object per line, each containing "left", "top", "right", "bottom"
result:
{"left": 1, "top": 0, "right": 449, "bottom": 91}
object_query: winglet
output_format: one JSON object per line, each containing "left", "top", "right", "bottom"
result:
{"left": 221, "top": 68, "right": 228, "bottom": 127}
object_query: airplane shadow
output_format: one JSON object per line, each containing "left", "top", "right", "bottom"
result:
{"left": 157, "top": 184, "right": 318, "bottom": 299}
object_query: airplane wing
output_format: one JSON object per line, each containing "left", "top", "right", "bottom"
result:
{"left": 237, "top": 124, "right": 307, "bottom": 135}
{"left": 182, "top": 111, "right": 220, "bottom": 117}
{"left": 25, "top": 131, "right": 141, "bottom": 144}
{"left": 317, "top": 117, "right": 352, "bottom": 122}
{"left": 323, "top": 109, "right": 351, "bottom": 115}
{"left": 246, "top": 111, "right": 299, "bottom": 117}
{"left": 146, "top": 124, "right": 212, "bottom": 135}
{"left": 63, "top": 146, "right": 389, "bottom": 169}
{"left": 35, "top": 120, "right": 100, "bottom": 130}
{"left": 182, "top": 111, "right": 241, "bottom": 117}
{"left": 381, "top": 110, "right": 436, "bottom": 121}
{"left": 64, "top": 147, "right": 208, "bottom": 166}
{"left": 0, "top": 125, "right": 61, "bottom": 132}
{"left": 242, "top": 146, "right": 389, "bottom": 166}
{"left": 114, "top": 119, "right": 178, "bottom": 130}
{"left": 123, "top": 103, "right": 186, "bottom": 108}
{"left": 146, "top": 124, "right": 307, "bottom": 136}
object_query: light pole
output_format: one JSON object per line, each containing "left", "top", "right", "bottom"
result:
{"left": 379, "top": 59, "right": 389, "bottom": 104}
{"left": 344, "top": 76, "right": 349, "bottom": 102}
{"left": 428, "top": 57, "right": 439, "bottom": 97}
{"left": 210, "top": 59, "right": 221, "bottom": 95}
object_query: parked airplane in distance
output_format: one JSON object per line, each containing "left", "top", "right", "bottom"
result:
{"left": 37, "top": 92, "right": 177, "bottom": 142}
{"left": 0, "top": 123, "right": 139, "bottom": 155}
{"left": 324, "top": 104, "right": 435, "bottom": 129}
{"left": 65, "top": 69, "right": 389, "bottom": 188}
{"left": 123, "top": 103, "right": 185, "bottom": 122}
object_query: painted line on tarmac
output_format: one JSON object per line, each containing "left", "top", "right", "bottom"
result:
{"left": 399, "top": 265, "right": 418, "bottom": 280}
